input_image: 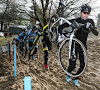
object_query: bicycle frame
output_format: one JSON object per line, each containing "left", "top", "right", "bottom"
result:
{"left": 49, "top": 17, "right": 75, "bottom": 60}
{"left": 49, "top": 17, "right": 72, "bottom": 32}
{"left": 68, "top": 29, "right": 77, "bottom": 59}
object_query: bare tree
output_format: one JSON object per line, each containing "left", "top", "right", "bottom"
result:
{"left": 0, "top": 0, "right": 95, "bottom": 30}
{"left": 56, "top": 0, "right": 95, "bottom": 18}
{"left": 26, "top": 0, "right": 94, "bottom": 27}
{"left": 0, "top": 0, "right": 28, "bottom": 31}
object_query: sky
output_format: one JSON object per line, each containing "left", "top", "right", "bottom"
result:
{"left": 24, "top": 0, "right": 100, "bottom": 24}
{"left": 0, "top": 0, "right": 100, "bottom": 24}
{"left": 89, "top": 0, "right": 100, "bottom": 23}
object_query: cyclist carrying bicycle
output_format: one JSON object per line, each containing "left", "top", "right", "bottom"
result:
{"left": 27, "top": 25, "right": 38, "bottom": 62}
{"left": 58, "top": 4, "right": 98, "bottom": 86}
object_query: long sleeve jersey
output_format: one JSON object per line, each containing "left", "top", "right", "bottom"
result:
{"left": 58, "top": 17, "right": 98, "bottom": 48}
{"left": 27, "top": 30, "right": 37, "bottom": 42}
{"left": 16, "top": 32, "right": 27, "bottom": 42}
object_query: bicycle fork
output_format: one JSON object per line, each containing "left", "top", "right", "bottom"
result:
{"left": 69, "top": 32, "right": 76, "bottom": 60}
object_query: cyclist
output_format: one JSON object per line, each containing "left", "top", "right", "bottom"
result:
{"left": 42, "top": 18, "right": 54, "bottom": 69}
{"left": 27, "top": 25, "right": 38, "bottom": 62}
{"left": 16, "top": 29, "right": 27, "bottom": 56}
{"left": 58, "top": 4, "right": 98, "bottom": 86}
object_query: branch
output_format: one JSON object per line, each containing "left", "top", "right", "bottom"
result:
{"left": 48, "top": 1, "right": 53, "bottom": 18}
{"left": 45, "top": 0, "right": 49, "bottom": 11}
{"left": 66, "top": 7, "right": 80, "bottom": 17}
{"left": 40, "top": 0, "right": 44, "bottom": 9}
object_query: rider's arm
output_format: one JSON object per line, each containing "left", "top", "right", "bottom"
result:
{"left": 43, "top": 24, "right": 48, "bottom": 31}
{"left": 42, "top": 24, "right": 49, "bottom": 35}
{"left": 88, "top": 19, "right": 99, "bottom": 36}
{"left": 92, "top": 27, "right": 99, "bottom": 36}
{"left": 16, "top": 33, "right": 23, "bottom": 41}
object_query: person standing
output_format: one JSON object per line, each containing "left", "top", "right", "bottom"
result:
{"left": 58, "top": 4, "right": 98, "bottom": 86}
{"left": 27, "top": 25, "right": 38, "bottom": 62}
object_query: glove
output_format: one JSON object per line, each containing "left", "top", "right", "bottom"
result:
{"left": 91, "top": 26, "right": 99, "bottom": 36}
{"left": 71, "top": 21, "right": 79, "bottom": 29}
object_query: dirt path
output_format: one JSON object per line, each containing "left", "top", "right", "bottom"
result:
{"left": 0, "top": 32, "right": 100, "bottom": 90}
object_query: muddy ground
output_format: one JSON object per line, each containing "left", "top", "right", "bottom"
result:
{"left": 0, "top": 32, "right": 100, "bottom": 90}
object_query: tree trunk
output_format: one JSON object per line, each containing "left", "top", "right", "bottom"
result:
{"left": 1, "top": 21, "right": 4, "bottom": 31}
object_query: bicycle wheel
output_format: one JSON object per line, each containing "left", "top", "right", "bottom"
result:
{"left": 58, "top": 38, "right": 87, "bottom": 77}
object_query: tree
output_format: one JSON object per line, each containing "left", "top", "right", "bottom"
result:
{"left": 0, "top": 0, "right": 28, "bottom": 31}
{"left": 27, "top": 0, "right": 94, "bottom": 27}
{"left": 0, "top": 0, "right": 17, "bottom": 31}
{"left": 0, "top": 0, "right": 95, "bottom": 31}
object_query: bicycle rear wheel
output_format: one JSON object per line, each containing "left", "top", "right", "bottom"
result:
{"left": 58, "top": 38, "right": 87, "bottom": 77}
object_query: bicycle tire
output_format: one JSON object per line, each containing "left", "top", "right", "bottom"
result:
{"left": 58, "top": 38, "right": 87, "bottom": 77}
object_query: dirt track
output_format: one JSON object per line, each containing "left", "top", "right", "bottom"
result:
{"left": 0, "top": 32, "right": 100, "bottom": 90}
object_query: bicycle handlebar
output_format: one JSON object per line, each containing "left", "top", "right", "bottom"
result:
{"left": 71, "top": 21, "right": 98, "bottom": 35}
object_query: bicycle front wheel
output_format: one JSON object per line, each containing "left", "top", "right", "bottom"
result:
{"left": 58, "top": 38, "right": 87, "bottom": 77}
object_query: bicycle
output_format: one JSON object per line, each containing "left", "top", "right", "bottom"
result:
{"left": 58, "top": 21, "right": 98, "bottom": 78}
{"left": 49, "top": 16, "right": 87, "bottom": 77}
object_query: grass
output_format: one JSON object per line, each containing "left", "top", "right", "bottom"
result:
{"left": 0, "top": 36, "right": 5, "bottom": 40}
{"left": 0, "top": 36, "right": 14, "bottom": 46}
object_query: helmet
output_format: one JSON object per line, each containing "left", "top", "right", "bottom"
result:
{"left": 32, "top": 25, "right": 36, "bottom": 30}
{"left": 47, "top": 18, "right": 55, "bottom": 23}
{"left": 81, "top": 4, "right": 91, "bottom": 12}
{"left": 22, "top": 29, "right": 27, "bottom": 32}
{"left": 50, "top": 19, "right": 54, "bottom": 23}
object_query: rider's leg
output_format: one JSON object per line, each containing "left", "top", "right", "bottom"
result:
{"left": 67, "top": 59, "right": 76, "bottom": 73}
{"left": 67, "top": 42, "right": 78, "bottom": 73}
{"left": 21, "top": 42, "right": 24, "bottom": 56}
{"left": 28, "top": 41, "right": 32, "bottom": 62}
{"left": 28, "top": 49, "right": 31, "bottom": 62}
{"left": 76, "top": 48, "right": 85, "bottom": 75}
{"left": 66, "top": 43, "right": 78, "bottom": 83}
{"left": 32, "top": 46, "right": 38, "bottom": 55}
{"left": 44, "top": 50, "right": 48, "bottom": 65}
{"left": 31, "top": 46, "right": 38, "bottom": 59}
{"left": 19, "top": 42, "right": 21, "bottom": 52}
{"left": 73, "top": 45, "right": 85, "bottom": 86}
{"left": 43, "top": 43, "right": 49, "bottom": 68}
{"left": 24, "top": 43, "right": 28, "bottom": 58}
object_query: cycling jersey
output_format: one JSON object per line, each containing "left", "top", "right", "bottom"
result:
{"left": 16, "top": 32, "right": 27, "bottom": 42}
{"left": 43, "top": 24, "right": 52, "bottom": 50}
{"left": 58, "top": 17, "right": 97, "bottom": 48}
{"left": 27, "top": 29, "right": 38, "bottom": 61}
{"left": 27, "top": 30, "right": 37, "bottom": 42}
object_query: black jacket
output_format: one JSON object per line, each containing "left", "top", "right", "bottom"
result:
{"left": 58, "top": 17, "right": 98, "bottom": 48}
